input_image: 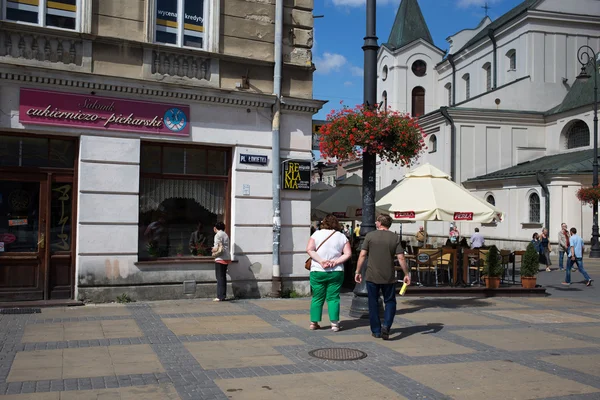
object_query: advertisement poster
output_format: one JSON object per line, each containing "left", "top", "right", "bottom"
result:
{"left": 282, "top": 160, "right": 311, "bottom": 191}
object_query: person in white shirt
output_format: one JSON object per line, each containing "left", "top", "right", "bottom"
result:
{"left": 306, "top": 214, "right": 352, "bottom": 332}
{"left": 470, "top": 228, "right": 485, "bottom": 249}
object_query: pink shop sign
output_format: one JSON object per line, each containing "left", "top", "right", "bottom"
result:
{"left": 19, "top": 88, "right": 190, "bottom": 136}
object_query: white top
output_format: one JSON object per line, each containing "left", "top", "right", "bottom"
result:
{"left": 213, "top": 230, "right": 231, "bottom": 261}
{"left": 310, "top": 229, "right": 348, "bottom": 272}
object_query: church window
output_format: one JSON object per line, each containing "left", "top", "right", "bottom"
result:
{"left": 412, "top": 60, "right": 427, "bottom": 77}
{"left": 463, "top": 74, "right": 471, "bottom": 100}
{"left": 486, "top": 194, "right": 495, "bottom": 206}
{"left": 483, "top": 62, "right": 492, "bottom": 91}
{"left": 411, "top": 86, "right": 425, "bottom": 117}
{"left": 566, "top": 120, "right": 590, "bottom": 149}
{"left": 382, "top": 90, "right": 388, "bottom": 110}
{"left": 445, "top": 83, "right": 452, "bottom": 106}
{"left": 382, "top": 65, "right": 388, "bottom": 81}
{"left": 428, "top": 135, "right": 437, "bottom": 153}
{"left": 507, "top": 50, "right": 516, "bottom": 70}
{"left": 529, "top": 192, "right": 540, "bottom": 223}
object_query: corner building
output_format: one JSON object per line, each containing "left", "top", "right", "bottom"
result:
{"left": 0, "top": 0, "right": 323, "bottom": 302}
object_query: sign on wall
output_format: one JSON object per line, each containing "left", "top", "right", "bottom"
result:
{"left": 19, "top": 89, "right": 190, "bottom": 136}
{"left": 282, "top": 160, "right": 311, "bottom": 191}
{"left": 240, "top": 154, "right": 268, "bottom": 165}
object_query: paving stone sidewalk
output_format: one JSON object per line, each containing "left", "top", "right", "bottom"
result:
{"left": 0, "top": 279, "right": 599, "bottom": 399}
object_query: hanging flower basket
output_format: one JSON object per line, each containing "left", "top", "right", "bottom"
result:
{"left": 319, "top": 104, "right": 426, "bottom": 166}
{"left": 576, "top": 187, "right": 600, "bottom": 206}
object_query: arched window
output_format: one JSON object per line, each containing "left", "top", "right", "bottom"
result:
{"left": 382, "top": 65, "right": 388, "bottom": 81}
{"left": 428, "top": 135, "right": 437, "bottom": 153}
{"left": 529, "top": 192, "right": 540, "bottom": 223}
{"left": 411, "top": 60, "right": 427, "bottom": 77}
{"left": 506, "top": 50, "right": 516, "bottom": 70}
{"left": 566, "top": 120, "right": 590, "bottom": 149}
{"left": 411, "top": 86, "right": 425, "bottom": 117}
{"left": 483, "top": 62, "right": 492, "bottom": 91}
{"left": 463, "top": 73, "right": 471, "bottom": 100}
{"left": 486, "top": 194, "right": 495, "bottom": 206}
{"left": 445, "top": 83, "right": 452, "bottom": 106}
{"left": 382, "top": 90, "right": 388, "bottom": 110}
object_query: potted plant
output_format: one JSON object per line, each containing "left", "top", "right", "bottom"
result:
{"left": 520, "top": 242, "right": 539, "bottom": 288}
{"left": 483, "top": 245, "right": 503, "bottom": 289}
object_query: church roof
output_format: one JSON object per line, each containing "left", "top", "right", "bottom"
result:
{"left": 467, "top": 149, "right": 594, "bottom": 182}
{"left": 546, "top": 60, "right": 600, "bottom": 115}
{"left": 451, "top": 0, "right": 540, "bottom": 56}
{"left": 384, "top": 0, "right": 434, "bottom": 51}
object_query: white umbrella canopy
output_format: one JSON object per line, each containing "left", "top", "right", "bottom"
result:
{"left": 376, "top": 163, "right": 504, "bottom": 223}
{"left": 312, "top": 174, "right": 363, "bottom": 220}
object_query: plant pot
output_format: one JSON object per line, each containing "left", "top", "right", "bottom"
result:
{"left": 484, "top": 276, "right": 501, "bottom": 289}
{"left": 521, "top": 277, "right": 537, "bottom": 289}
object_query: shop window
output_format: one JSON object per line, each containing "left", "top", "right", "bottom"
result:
{"left": 411, "top": 86, "right": 425, "bottom": 117}
{"left": 3, "top": 0, "right": 79, "bottom": 30}
{"left": 0, "top": 136, "right": 75, "bottom": 168}
{"left": 428, "top": 134, "right": 437, "bottom": 153}
{"left": 529, "top": 192, "right": 540, "bottom": 223}
{"left": 565, "top": 120, "right": 590, "bottom": 149}
{"left": 483, "top": 62, "right": 492, "bottom": 91}
{"left": 155, "top": 0, "right": 207, "bottom": 49}
{"left": 139, "top": 143, "right": 229, "bottom": 260}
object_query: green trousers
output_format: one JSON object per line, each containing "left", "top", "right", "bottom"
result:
{"left": 310, "top": 271, "right": 344, "bottom": 323}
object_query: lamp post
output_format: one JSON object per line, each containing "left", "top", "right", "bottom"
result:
{"left": 576, "top": 45, "right": 600, "bottom": 258}
{"left": 316, "top": 161, "right": 325, "bottom": 182}
{"left": 349, "top": 0, "right": 379, "bottom": 318}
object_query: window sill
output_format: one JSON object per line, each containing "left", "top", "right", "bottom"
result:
{"left": 135, "top": 258, "right": 238, "bottom": 266}
{"left": 521, "top": 222, "right": 543, "bottom": 229}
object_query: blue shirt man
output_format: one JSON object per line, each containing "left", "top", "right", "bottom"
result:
{"left": 563, "top": 228, "right": 593, "bottom": 286}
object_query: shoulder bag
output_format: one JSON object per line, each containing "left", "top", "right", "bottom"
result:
{"left": 305, "top": 231, "right": 337, "bottom": 270}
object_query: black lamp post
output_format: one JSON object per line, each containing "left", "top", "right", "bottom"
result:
{"left": 576, "top": 45, "right": 600, "bottom": 258}
{"left": 349, "top": 0, "right": 378, "bottom": 318}
{"left": 316, "top": 161, "right": 325, "bottom": 182}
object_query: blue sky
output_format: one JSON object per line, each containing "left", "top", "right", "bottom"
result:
{"left": 312, "top": 0, "right": 524, "bottom": 120}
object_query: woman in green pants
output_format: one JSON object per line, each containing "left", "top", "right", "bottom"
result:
{"left": 306, "top": 214, "right": 352, "bottom": 331}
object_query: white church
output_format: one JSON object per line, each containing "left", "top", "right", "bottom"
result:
{"left": 369, "top": 0, "right": 600, "bottom": 249}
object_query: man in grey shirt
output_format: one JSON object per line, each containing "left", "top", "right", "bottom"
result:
{"left": 355, "top": 214, "right": 410, "bottom": 340}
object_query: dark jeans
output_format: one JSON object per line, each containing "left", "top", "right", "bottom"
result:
{"left": 366, "top": 281, "right": 396, "bottom": 335}
{"left": 215, "top": 263, "right": 228, "bottom": 300}
{"left": 559, "top": 251, "right": 565, "bottom": 269}
{"left": 566, "top": 258, "right": 591, "bottom": 283}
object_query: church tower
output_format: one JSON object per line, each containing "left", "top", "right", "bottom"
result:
{"left": 378, "top": 0, "right": 444, "bottom": 118}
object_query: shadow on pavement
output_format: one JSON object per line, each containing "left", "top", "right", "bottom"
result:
{"left": 397, "top": 298, "right": 495, "bottom": 316}
{"left": 388, "top": 323, "right": 444, "bottom": 341}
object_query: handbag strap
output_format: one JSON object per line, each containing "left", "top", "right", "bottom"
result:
{"left": 315, "top": 230, "right": 337, "bottom": 252}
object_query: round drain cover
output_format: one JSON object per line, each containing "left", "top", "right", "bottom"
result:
{"left": 308, "top": 348, "right": 367, "bottom": 361}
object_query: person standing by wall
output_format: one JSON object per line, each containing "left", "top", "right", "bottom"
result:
{"left": 562, "top": 227, "right": 593, "bottom": 286}
{"left": 558, "top": 223, "right": 570, "bottom": 272}
{"left": 355, "top": 214, "right": 410, "bottom": 340}
{"left": 540, "top": 228, "right": 552, "bottom": 272}
{"left": 212, "top": 222, "right": 231, "bottom": 302}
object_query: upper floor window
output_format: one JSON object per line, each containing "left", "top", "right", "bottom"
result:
{"left": 463, "top": 73, "right": 471, "bottom": 100}
{"left": 529, "top": 192, "right": 540, "bottom": 223}
{"left": 483, "top": 62, "right": 492, "bottom": 91}
{"left": 3, "top": 0, "right": 78, "bottom": 30}
{"left": 566, "top": 120, "right": 590, "bottom": 149}
{"left": 445, "top": 83, "right": 452, "bottom": 106}
{"left": 428, "top": 134, "right": 437, "bottom": 153}
{"left": 411, "top": 60, "right": 427, "bottom": 77}
{"left": 506, "top": 49, "right": 516, "bottom": 70}
{"left": 382, "top": 90, "right": 388, "bottom": 110}
{"left": 382, "top": 65, "right": 388, "bottom": 81}
{"left": 411, "top": 86, "right": 425, "bottom": 117}
{"left": 486, "top": 194, "right": 495, "bottom": 206}
{"left": 156, "top": 0, "right": 207, "bottom": 49}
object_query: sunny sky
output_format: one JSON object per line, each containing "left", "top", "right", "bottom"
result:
{"left": 312, "top": 0, "right": 524, "bottom": 120}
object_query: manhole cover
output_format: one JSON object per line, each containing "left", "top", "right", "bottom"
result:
{"left": 0, "top": 308, "right": 41, "bottom": 314}
{"left": 308, "top": 348, "right": 367, "bottom": 361}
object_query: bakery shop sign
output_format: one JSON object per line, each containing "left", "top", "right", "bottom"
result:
{"left": 19, "top": 88, "right": 190, "bottom": 136}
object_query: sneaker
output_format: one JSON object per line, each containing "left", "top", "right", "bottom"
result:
{"left": 561, "top": 282, "right": 571, "bottom": 286}
{"left": 587, "top": 279, "right": 593, "bottom": 287}
{"left": 381, "top": 326, "right": 390, "bottom": 341}
{"left": 212, "top": 298, "right": 221, "bottom": 302}
{"left": 331, "top": 322, "right": 340, "bottom": 332}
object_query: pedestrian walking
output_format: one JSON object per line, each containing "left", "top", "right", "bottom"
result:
{"left": 562, "top": 227, "right": 593, "bottom": 286}
{"left": 306, "top": 214, "right": 352, "bottom": 332}
{"left": 212, "top": 222, "right": 231, "bottom": 302}
{"left": 470, "top": 228, "right": 485, "bottom": 249}
{"left": 558, "top": 223, "right": 569, "bottom": 271}
{"left": 540, "top": 228, "right": 552, "bottom": 272}
{"left": 355, "top": 214, "right": 410, "bottom": 340}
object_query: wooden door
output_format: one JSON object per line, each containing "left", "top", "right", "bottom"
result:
{"left": 0, "top": 175, "right": 48, "bottom": 301}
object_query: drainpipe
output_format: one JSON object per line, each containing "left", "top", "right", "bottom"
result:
{"left": 448, "top": 54, "right": 456, "bottom": 105}
{"left": 536, "top": 173, "right": 550, "bottom": 230}
{"left": 271, "top": 0, "right": 283, "bottom": 296}
{"left": 440, "top": 106, "right": 456, "bottom": 182}
{"left": 487, "top": 28, "right": 497, "bottom": 89}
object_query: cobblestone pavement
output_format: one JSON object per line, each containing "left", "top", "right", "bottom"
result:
{"left": 0, "top": 265, "right": 599, "bottom": 399}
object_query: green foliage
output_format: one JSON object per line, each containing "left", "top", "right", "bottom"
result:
{"left": 116, "top": 293, "right": 133, "bottom": 303}
{"left": 484, "top": 245, "right": 503, "bottom": 277}
{"left": 521, "top": 242, "right": 540, "bottom": 277}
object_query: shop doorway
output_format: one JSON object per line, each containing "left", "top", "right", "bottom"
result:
{"left": 0, "top": 135, "right": 77, "bottom": 302}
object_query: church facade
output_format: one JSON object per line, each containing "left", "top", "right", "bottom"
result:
{"left": 377, "top": 0, "right": 600, "bottom": 249}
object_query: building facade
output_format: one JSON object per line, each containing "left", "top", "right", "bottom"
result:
{"left": 375, "top": 0, "right": 600, "bottom": 249}
{"left": 0, "top": 0, "right": 323, "bottom": 303}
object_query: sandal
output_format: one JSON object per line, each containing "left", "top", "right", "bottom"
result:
{"left": 309, "top": 322, "right": 321, "bottom": 330}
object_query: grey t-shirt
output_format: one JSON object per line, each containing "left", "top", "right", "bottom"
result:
{"left": 361, "top": 230, "right": 404, "bottom": 284}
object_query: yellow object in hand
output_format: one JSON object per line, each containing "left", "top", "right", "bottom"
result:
{"left": 399, "top": 282, "right": 408, "bottom": 296}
